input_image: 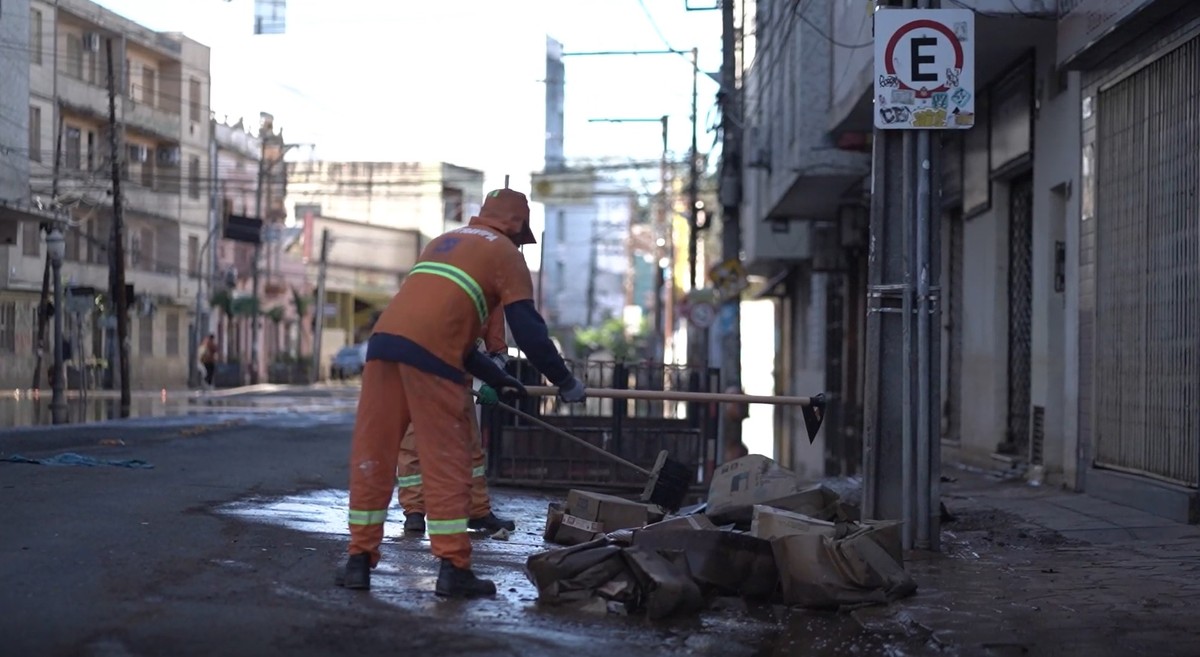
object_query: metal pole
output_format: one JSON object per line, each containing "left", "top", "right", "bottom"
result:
{"left": 311, "top": 229, "right": 330, "bottom": 382}
{"left": 901, "top": 129, "right": 916, "bottom": 551}
{"left": 915, "top": 0, "right": 939, "bottom": 552}
{"left": 49, "top": 226, "right": 66, "bottom": 424}
{"left": 106, "top": 38, "right": 131, "bottom": 416}
{"left": 688, "top": 47, "right": 700, "bottom": 291}
{"left": 251, "top": 133, "right": 266, "bottom": 386}
{"left": 719, "top": 0, "right": 744, "bottom": 457}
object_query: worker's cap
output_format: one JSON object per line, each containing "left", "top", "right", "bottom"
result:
{"left": 480, "top": 188, "right": 536, "bottom": 246}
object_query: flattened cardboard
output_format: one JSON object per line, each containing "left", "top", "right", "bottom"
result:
{"left": 640, "top": 515, "right": 719, "bottom": 533}
{"left": 622, "top": 546, "right": 704, "bottom": 619}
{"left": 525, "top": 538, "right": 630, "bottom": 605}
{"left": 632, "top": 528, "right": 778, "bottom": 598}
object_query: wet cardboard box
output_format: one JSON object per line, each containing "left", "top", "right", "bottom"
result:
{"left": 706, "top": 454, "right": 841, "bottom": 525}
{"left": 547, "top": 490, "right": 665, "bottom": 546}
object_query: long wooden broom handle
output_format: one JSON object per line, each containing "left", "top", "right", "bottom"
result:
{"left": 523, "top": 385, "right": 820, "bottom": 407}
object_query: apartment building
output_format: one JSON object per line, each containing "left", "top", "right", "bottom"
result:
{"left": 1, "top": 0, "right": 211, "bottom": 390}
{"left": 741, "top": 0, "right": 1199, "bottom": 521}
{"left": 286, "top": 161, "right": 483, "bottom": 347}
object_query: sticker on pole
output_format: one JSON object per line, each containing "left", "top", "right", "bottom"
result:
{"left": 874, "top": 8, "right": 974, "bottom": 130}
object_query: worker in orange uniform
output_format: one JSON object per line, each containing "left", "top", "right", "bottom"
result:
{"left": 337, "top": 188, "right": 586, "bottom": 598}
{"left": 396, "top": 311, "right": 517, "bottom": 536}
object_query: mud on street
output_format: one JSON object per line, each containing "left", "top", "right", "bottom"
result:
{"left": 2, "top": 394, "right": 1200, "bottom": 657}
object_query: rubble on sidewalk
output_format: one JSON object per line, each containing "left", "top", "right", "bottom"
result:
{"left": 526, "top": 455, "right": 917, "bottom": 619}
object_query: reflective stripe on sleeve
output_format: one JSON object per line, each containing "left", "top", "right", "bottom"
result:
{"left": 471, "top": 465, "right": 486, "bottom": 478}
{"left": 348, "top": 509, "right": 389, "bottom": 525}
{"left": 426, "top": 518, "right": 469, "bottom": 535}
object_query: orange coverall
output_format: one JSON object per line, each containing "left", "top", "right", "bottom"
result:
{"left": 347, "top": 189, "right": 539, "bottom": 570}
{"left": 396, "top": 313, "right": 508, "bottom": 520}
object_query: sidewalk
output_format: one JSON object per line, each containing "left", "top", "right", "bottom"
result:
{"left": 856, "top": 465, "right": 1200, "bottom": 656}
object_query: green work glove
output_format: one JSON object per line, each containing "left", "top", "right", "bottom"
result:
{"left": 477, "top": 385, "right": 500, "bottom": 406}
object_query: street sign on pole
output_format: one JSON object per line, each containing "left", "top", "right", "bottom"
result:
{"left": 874, "top": 9, "right": 975, "bottom": 130}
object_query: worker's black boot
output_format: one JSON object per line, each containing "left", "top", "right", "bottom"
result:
{"left": 404, "top": 512, "right": 426, "bottom": 534}
{"left": 335, "top": 553, "right": 371, "bottom": 590}
{"left": 468, "top": 512, "right": 516, "bottom": 533}
{"left": 435, "top": 559, "right": 497, "bottom": 598}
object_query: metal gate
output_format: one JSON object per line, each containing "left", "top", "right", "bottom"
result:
{"left": 484, "top": 359, "right": 720, "bottom": 495}
{"left": 1005, "top": 176, "right": 1034, "bottom": 454}
{"left": 1094, "top": 35, "right": 1200, "bottom": 486}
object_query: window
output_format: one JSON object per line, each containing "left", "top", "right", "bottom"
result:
{"left": 189, "top": 78, "right": 202, "bottom": 123}
{"left": 28, "top": 106, "right": 40, "bottom": 162}
{"left": 139, "top": 315, "right": 153, "bottom": 355}
{"left": 188, "top": 155, "right": 201, "bottom": 199}
{"left": 65, "top": 224, "right": 81, "bottom": 262}
{"left": 141, "top": 154, "right": 154, "bottom": 188}
{"left": 30, "top": 10, "right": 43, "bottom": 66}
{"left": 66, "top": 34, "right": 83, "bottom": 79}
{"left": 65, "top": 127, "right": 81, "bottom": 170}
{"left": 166, "top": 313, "right": 180, "bottom": 356}
{"left": 141, "top": 66, "right": 156, "bottom": 107}
{"left": 0, "top": 302, "right": 15, "bottom": 353}
{"left": 125, "top": 59, "right": 132, "bottom": 95}
{"left": 86, "top": 130, "right": 95, "bottom": 170}
{"left": 85, "top": 219, "right": 98, "bottom": 264}
{"left": 188, "top": 234, "right": 200, "bottom": 277}
{"left": 22, "top": 222, "right": 40, "bottom": 257}
{"left": 557, "top": 211, "right": 566, "bottom": 243}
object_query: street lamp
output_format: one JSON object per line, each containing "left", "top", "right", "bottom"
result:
{"left": 46, "top": 224, "right": 66, "bottom": 424}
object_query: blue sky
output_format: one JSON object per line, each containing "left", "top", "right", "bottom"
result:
{"left": 93, "top": 0, "right": 725, "bottom": 194}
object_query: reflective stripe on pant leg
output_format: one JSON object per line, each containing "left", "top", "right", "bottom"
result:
{"left": 426, "top": 518, "right": 469, "bottom": 535}
{"left": 348, "top": 509, "right": 388, "bottom": 525}
{"left": 403, "top": 364, "right": 475, "bottom": 569}
{"left": 467, "top": 389, "right": 492, "bottom": 519}
{"left": 348, "top": 361, "right": 410, "bottom": 567}
{"left": 397, "top": 424, "right": 424, "bottom": 513}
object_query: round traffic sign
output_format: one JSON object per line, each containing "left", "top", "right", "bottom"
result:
{"left": 689, "top": 302, "right": 716, "bottom": 329}
{"left": 884, "top": 19, "right": 964, "bottom": 96}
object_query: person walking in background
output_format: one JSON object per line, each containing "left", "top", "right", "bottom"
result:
{"left": 199, "top": 334, "right": 219, "bottom": 390}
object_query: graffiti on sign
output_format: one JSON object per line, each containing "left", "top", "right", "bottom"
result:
{"left": 873, "top": 8, "right": 975, "bottom": 130}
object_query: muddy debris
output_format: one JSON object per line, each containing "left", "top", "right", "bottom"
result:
{"left": 526, "top": 454, "right": 918, "bottom": 620}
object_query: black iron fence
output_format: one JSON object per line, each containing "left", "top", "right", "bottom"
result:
{"left": 483, "top": 359, "right": 720, "bottom": 496}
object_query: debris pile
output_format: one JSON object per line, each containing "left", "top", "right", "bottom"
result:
{"left": 525, "top": 455, "right": 916, "bottom": 619}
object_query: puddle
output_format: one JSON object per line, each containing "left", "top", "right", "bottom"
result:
{"left": 213, "top": 487, "right": 957, "bottom": 655}
{"left": 0, "top": 388, "right": 358, "bottom": 430}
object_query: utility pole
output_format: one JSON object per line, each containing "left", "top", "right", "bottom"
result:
{"left": 718, "top": 0, "right": 744, "bottom": 454}
{"left": 311, "top": 228, "right": 331, "bottom": 383}
{"left": 106, "top": 38, "right": 131, "bottom": 416}
{"left": 251, "top": 132, "right": 266, "bottom": 385}
{"left": 862, "top": 0, "right": 943, "bottom": 551}
{"left": 32, "top": 111, "right": 64, "bottom": 392}
{"left": 685, "top": 46, "right": 708, "bottom": 376}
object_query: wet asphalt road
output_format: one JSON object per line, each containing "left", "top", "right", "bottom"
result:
{"left": 0, "top": 390, "right": 926, "bottom": 657}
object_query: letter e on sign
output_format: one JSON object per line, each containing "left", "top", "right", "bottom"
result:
{"left": 873, "top": 8, "right": 974, "bottom": 130}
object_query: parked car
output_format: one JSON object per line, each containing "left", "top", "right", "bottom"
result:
{"left": 330, "top": 343, "right": 368, "bottom": 380}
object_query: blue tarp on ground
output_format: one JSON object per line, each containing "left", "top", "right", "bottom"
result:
{"left": 2, "top": 452, "right": 154, "bottom": 469}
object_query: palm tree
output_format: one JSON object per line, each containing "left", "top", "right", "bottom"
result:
{"left": 291, "top": 286, "right": 310, "bottom": 362}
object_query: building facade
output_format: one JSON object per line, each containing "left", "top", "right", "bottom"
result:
{"left": 531, "top": 171, "right": 637, "bottom": 335}
{"left": 209, "top": 113, "right": 310, "bottom": 386}
{"left": 286, "top": 161, "right": 483, "bottom": 348}
{"left": 741, "top": 0, "right": 1199, "bottom": 520}
{"left": 1, "top": 0, "right": 211, "bottom": 391}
